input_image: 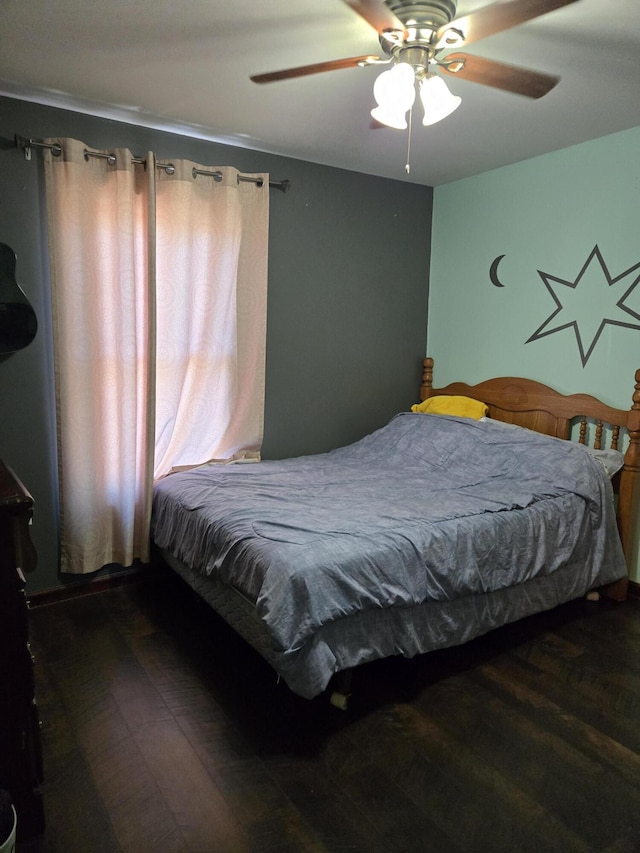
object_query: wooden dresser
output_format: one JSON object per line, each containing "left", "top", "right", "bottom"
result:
{"left": 0, "top": 459, "right": 44, "bottom": 840}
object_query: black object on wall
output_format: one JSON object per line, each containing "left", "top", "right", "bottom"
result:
{"left": 0, "top": 243, "right": 37, "bottom": 362}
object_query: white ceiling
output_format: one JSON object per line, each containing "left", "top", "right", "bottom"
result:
{"left": 1, "top": 0, "right": 639, "bottom": 186}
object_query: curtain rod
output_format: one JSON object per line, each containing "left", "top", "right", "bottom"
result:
{"left": 13, "top": 135, "right": 291, "bottom": 193}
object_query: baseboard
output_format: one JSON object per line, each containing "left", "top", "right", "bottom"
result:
{"left": 628, "top": 580, "right": 640, "bottom": 600}
{"left": 26, "top": 566, "right": 149, "bottom": 609}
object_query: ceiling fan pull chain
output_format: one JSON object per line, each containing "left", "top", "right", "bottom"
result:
{"left": 405, "top": 106, "right": 412, "bottom": 175}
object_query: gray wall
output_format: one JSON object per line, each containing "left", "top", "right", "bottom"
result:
{"left": 0, "top": 96, "right": 433, "bottom": 593}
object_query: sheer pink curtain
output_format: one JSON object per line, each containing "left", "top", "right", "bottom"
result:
{"left": 154, "top": 163, "right": 269, "bottom": 477}
{"left": 44, "top": 140, "right": 269, "bottom": 575}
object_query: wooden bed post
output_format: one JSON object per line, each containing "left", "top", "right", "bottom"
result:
{"left": 609, "top": 368, "right": 640, "bottom": 601}
{"left": 420, "top": 357, "right": 434, "bottom": 402}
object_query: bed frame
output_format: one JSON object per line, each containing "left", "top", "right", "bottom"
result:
{"left": 155, "top": 358, "right": 640, "bottom": 707}
{"left": 420, "top": 357, "right": 640, "bottom": 601}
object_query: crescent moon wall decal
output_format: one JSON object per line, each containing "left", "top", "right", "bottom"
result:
{"left": 490, "top": 254, "right": 506, "bottom": 287}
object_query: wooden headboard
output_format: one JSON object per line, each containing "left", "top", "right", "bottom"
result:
{"left": 420, "top": 357, "right": 640, "bottom": 601}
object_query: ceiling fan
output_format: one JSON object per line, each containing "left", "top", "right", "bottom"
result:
{"left": 250, "top": 0, "right": 580, "bottom": 131}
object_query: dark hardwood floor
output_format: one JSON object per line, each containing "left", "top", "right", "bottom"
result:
{"left": 17, "top": 570, "right": 640, "bottom": 853}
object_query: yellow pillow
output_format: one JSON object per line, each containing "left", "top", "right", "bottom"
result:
{"left": 411, "top": 395, "right": 488, "bottom": 420}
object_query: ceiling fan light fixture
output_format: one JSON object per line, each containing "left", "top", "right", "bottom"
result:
{"left": 419, "top": 72, "right": 462, "bottom": 126}
{"left": 370, "top": 62, "right": 416, "bottom": 129}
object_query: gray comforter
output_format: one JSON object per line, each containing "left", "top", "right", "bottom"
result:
{"left": 152, "top": 414, "right": 626, "bottom": 655}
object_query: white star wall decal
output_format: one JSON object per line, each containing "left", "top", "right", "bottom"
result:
{"left": 526, "top": 245, "right": 640, "bottom": 366}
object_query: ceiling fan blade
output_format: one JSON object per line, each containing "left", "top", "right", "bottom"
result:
{"left": 439, "top": 52, "right": 560, "bottom": 99}
{"left": 437, "top": 0, "right": 580, "bottom": 48}
{"left": 251, "top": 55, "right": 380, "bottom": 84}
{"left": 342, "top": 0, "right": 406, "bottom": 35}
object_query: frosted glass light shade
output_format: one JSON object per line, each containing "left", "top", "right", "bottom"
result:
{"left": 419, "top": 73, "right": 461, "bottom": 126}
{"left": 370, "top": 63, "right": 416, "bottom": 130}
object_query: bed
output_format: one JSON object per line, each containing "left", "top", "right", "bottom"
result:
{"left": 151, "top": 357, "right": 640, "bottom": 706}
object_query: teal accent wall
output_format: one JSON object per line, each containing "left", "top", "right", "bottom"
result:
{"left": 0, "top": 96, "right": 432, "bottom": 593}
{"left": 429, "top": 126, "right": 640, "bottom": 581}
